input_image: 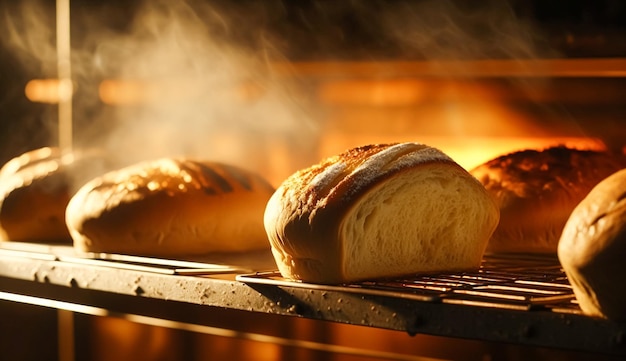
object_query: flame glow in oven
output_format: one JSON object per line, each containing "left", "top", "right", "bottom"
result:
{"left": 24, "top": 60, "right": 614, "bottom": 173}
{"left": 18, "top": 1, "right": 625, "bottom": 184}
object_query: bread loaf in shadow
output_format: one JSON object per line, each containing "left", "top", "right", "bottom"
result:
{"left": 558, "top": 168, "right": 626, "bottom": 321}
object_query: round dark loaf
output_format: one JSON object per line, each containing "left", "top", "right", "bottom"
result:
{"left": 264, "top": 142, "right": 500, "bottom": 284}
{"left": 470, "top": 146, "right": 626, "bottom": 254}
{"left": 66, "top": 158, "right": 275, "bottom": 256}
{"left": 558, "top": 168, "right": 626, "bottom": 321}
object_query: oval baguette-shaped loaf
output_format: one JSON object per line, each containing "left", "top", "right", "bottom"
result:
{"left": 470, "top": 146, "right": 626, "bottom": 254}
{"left": 66, "top": 158, "right": 275, "bottom": 256}
{"left": 264, "top": 143, "right": 500, "bottom": 284}
{"left": 558, "top": 169, "right": 626, "bottom": 321}
{"left": 0, "top": 147, "right": 101, "bottom": 243}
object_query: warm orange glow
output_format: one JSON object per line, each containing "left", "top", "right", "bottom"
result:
{"left": 24, "top": 78, "right": 73, "bottom": 104}
{"left": 274, "top": 58, "right": 626, "bottom": 78}
{"left": 319, "top": 134, "right": 605, "bottom": 171}
{"left": 319, "top": 79, "right": 429, "bottom": 107}
{"left": 440, "top": 137, "right": 606, "bottom": 170}
{"left": 317, "top": 79, "right": 515, "bottom": 107}
{"left": 99, "top": 80, "right": 148, "bottom": 105}
{"left": 98, "top": 59, "right": 626, "bottom": 105}
{"left": 58, "top": 61, "right": 621, "bottom": 179}
{"left": 98, "top": 79, "right": 264, "bottom": 105}
{"left": 316, "top": 78, "right": 609, "bottom": 169}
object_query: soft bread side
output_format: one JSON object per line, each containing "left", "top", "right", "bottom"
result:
{"left": 558, "top": 169, "right": 626, "bottom": 321}
{"left": 66, "top": 158, "right": 275, "bottom": 256}
{"left": 264, "top": 143, "right": 500, "bottom": 284}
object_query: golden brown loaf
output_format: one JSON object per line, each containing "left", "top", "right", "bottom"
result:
{"left": 558, "top": 169, "right": 626, "bottom": 321}
{"left": 0, "top": 147, "right": 98, "bottom": 243}
{"left": 66, "top": 158, "right": 275, "bottom": 257}
{"left": 264, "top": 142, "right": 500, "bottom": 284}
{"left": 470, "top": 146, "right": 626, "bottom": 254}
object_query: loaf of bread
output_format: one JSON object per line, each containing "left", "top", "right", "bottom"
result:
{"left": 470, "top": 146, "right": 626, "bottom": 254}
{"left": 0, "top": 147, "right": 101, "bottom": 243}
{"left": 264, "top": 142, "right": 500, "bottom": 284}
{"left": 558, "top": 169, "right": 626, "bottom": 321}
{"left": 66, "top": 158, "right": 275, "bottom": 257}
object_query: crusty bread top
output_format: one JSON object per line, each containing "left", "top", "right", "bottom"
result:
{"left": 0, "top": 147, "right": 107, "bottom": 243}
{"left": 91, "top": 158, "right": 273, "bottom": 197}
{"left": 266, "top": 143, "right": 457, "bottom": 238}
{"left": 470, "top": 147, "right": 626, "bottom": 205}
{"left": 0, "top": 147, "right": 67, "bottom": 197}
{"left": 0, "top": 146, "right": 109, "bottom": 198}
{"left": 75, "top": 158, "right": 275, "bottom": 220}
{"left": 277, "top": 143, "right": 454, "bottom": 212}
{"left": 0, "top": 147, "right": 61, "bottom": 175}
{"left": 67, "top": 157, "right": 276, "bottom": 256}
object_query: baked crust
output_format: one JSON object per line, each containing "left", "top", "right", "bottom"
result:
{"left": 264, "top": 143, "right": 500, "bottom": 283}
{"left": 66, "top": 158, "right": 275, "bottom": 256}
{"left": 0, "top": 147, "right": 101, "bottom": 243}
{"left": 470, "top": 146, "right": 626, "bottom": 254}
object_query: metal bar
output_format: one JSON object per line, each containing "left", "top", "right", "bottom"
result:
{"left": 92, "top": 252, "right": 251, "bottom": 271}
{"left": 238, "top": 272, "right": 440, "bottom": 302}
{"left": 1, "top": 248, "right": 625, "bottom": 355}
{"left": 57, "top": 309, "right": 75, "bottom": 361}
{"left": 0, "top": 242, "right": 251, "bottom": 275}
{"left": 56, "top": 0, "right": 72, "bottom": 151}
{"left": 0, "top": 291, "right": 445, "bottom": 361}
{"left": 271, "top": 58, "right": 626, "bottom": 78}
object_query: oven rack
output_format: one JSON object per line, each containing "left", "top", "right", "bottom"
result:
{"left": 236, "top": 254, "right": 578, "bottom": 313}
{"left": 1, "top": 242, "right": 625, "bottom": 357}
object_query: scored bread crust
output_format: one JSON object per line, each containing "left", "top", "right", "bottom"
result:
{"left": 558, "top": 168, "right": 626, "bottom": 321}
{"left": 470, "top": 146, "right": 626, "bottom": 254}
{"left": 264, "top": 143, "right": 500, "bottom": 284}
{"left": 66, "top": 158, "right": 275, "bottom": 256}
{"left": 0, "top": 147, "right": 100, "bottom": 243}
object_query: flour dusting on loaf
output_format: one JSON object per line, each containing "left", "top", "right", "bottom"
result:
{"left": 264, "top": 142, "right": 500, "bottom": 284}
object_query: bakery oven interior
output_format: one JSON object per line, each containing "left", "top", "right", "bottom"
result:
{"left": 0, "top": 0, "right": 626, "bottom": 360}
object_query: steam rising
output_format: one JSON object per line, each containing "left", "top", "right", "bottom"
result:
{"left": 2, "top": 0, "right": 319, "bottom": 186}
{"left": 2, "top": 1, "right": 57, "bottom": 74}
{"left": 1, "top": 0, "right": 567, "bottom": 185}
{"left": 381, "top": 0, "right": 553, "bottom": 60}
{"left": 77, "top": 0, "right": 319, "bottom": 185}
